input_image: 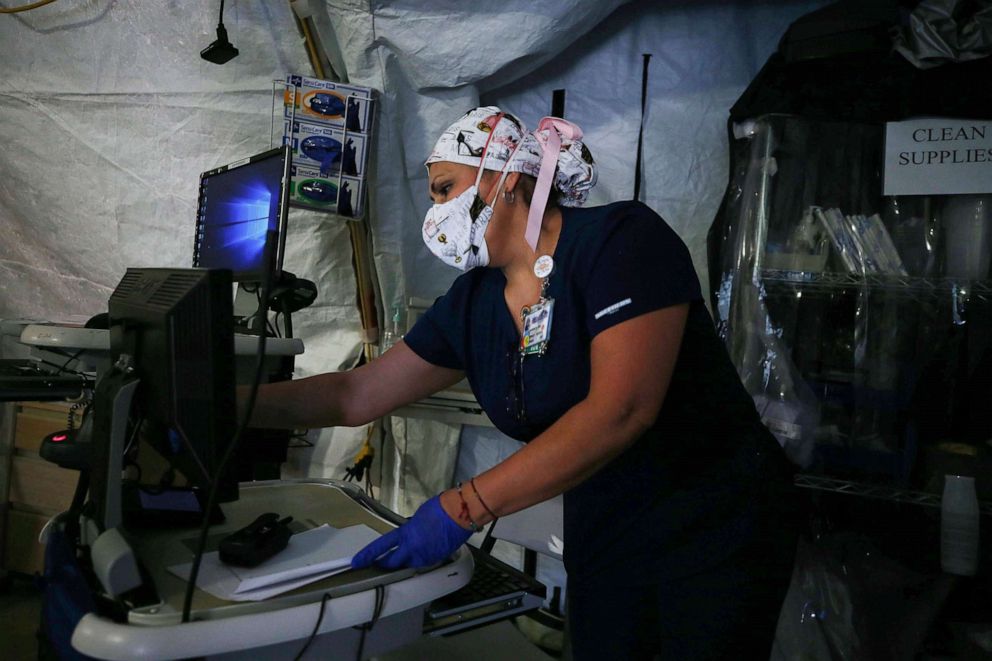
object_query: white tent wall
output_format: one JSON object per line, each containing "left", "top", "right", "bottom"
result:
{"left": 0, "top": 0, "right": 829, "bottom": 509}
{"left": 0, "top": 1, "right": 371, "bottom": 480}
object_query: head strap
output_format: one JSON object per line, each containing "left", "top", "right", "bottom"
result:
{"left": 525, "top": 118, "right": 583, "bottom": 252}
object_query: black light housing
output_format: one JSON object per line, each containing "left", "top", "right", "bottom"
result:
{"left": 201, "top": 1, "right": 238, "bottom": 65}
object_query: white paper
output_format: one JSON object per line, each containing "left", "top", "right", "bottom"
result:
{"left": 230, "top": 523, "right": 380, "bottom": 593}
{"left": 884, "top": 118, "right": 992, "bottom": 196}
{"left": 170, "top": 556, "right": 348, "bottom": 602}
{"left": 168, "top": 524, "right": 382, "bottom": 602}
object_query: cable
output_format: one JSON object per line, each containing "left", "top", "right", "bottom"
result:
{"left": 365, "top": 457, "right": 373, "bottom": 497}
{"left": 294, "top": 592, "right": 332, "bottom": 661}
{"left": 343, "top": 426, "right": 375, "bottom": 484}
{"left": 56, "top": 349, "right": 85, "bottom": 375}
{"left": 66, "top": 401, "right": 84, "bottom": 433}
{"left": 181, "top": 231, "right": 277, "bottom": 623}
{"left": 0, "top": 0, "right": 56, "bottom": 14}
{"left": 354, "top": 585, "right": 386, "bottom": 661}
{"left": 281, "top": 299, "right": 294, "bottom": 339}
{"left": 121, "top": 417, "right": 144, "bottom": 457}
{"left": 38, "top": 353, "right": 86, "bottom": 377}
{"left": 377, "top": 422, "right": 386, "bottom": 500}
{"left": 287, "top": 430, "right": 314, "bottom": 449}
{"left": 64, "top": 470, "right": 89, "bottom": 548}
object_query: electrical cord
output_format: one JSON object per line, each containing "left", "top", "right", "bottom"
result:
{"left": 56, "top": 349, "right": 86, "bottom": 375}
{"left": 181, "top": 231, "right": 277, "bottom": 624}
{"left": 291, "top": 584, "right": 384, "bottom": 660}
{"left": 64, "top": 470, "right": 89, "bottom": 549}
{"left": 281, "top": 298, "right": 294, "bottom": 338}
{"left": 354, "top": 584, "right": 386, "bottom": 661}
{"left": 287, "top": 430, "right": 314, "bottom": 449}
{"left": 37, "top": 354, "right": 86, "bottom": 378}
{"left": 66, "top": 400, "right": 88, "bottom": 434}
{"left": 343, "top": 426, "right": 375, "bottom": 485}
{"left": 0, "top": 0, "right": 56, "bottom": 13}
{"left": 121, "top": 417, "right": 143, "bottom": 457}
{"left": 243, "top": 285, "right": 280, "bottom": 337}
{"left": 377, "top": 422, "right": 386, "bottom": 499}
{"left": 273, "top": 310, "right": 287, "bottom": 338}
{"left": 293, "top": 592, "right": 332, "bottom": 660}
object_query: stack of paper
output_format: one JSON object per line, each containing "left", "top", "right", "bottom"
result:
{"left": 169, "top": 523, "right": 381, "bottom": 602}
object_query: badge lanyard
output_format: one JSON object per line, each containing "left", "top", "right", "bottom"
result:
{"left": 519, "top": 254, "right": 555, "bottom": 357}
{"left": 511, "top": 256, "right": 554, "bottom": 422}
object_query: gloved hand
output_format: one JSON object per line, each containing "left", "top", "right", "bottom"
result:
{"left": 351, "top": 495, "right": 471, "bottom": 570}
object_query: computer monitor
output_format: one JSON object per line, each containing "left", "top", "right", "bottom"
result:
{"left": 90, "top": 268, "right": 239, "bottom": 530}
{"left": 192, "top": 146, "right": 290, "bottom": 283}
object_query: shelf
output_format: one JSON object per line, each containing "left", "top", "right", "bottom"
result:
{"left": 760, "top": 269, "right": 992, "bottom": 299}
{"left": 795, "top": 474, "right": 992, "bottom": 515}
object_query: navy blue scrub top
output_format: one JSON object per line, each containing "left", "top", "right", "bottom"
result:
{"left": 405, "top": 201, "right": 792, "bottom": 584}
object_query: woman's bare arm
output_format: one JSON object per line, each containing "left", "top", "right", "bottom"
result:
{"left": 245, "top": 341, "right": 464, "bottom": 429}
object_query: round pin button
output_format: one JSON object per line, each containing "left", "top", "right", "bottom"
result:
{"left": 533, "top": 254, "right": 554, "bottom": 279}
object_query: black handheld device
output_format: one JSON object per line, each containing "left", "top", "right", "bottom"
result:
{"left": 219, "top": 512, "right": 294, "bottom": 567}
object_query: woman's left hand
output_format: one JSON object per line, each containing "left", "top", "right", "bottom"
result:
{"left": 351, "top": 495, "right": 471, "bottom": 570}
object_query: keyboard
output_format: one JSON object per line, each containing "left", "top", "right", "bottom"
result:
{"left": 424, "top": 545, "right": 546, "bottom": 635}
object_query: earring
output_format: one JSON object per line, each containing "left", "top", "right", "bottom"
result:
{"left": 503, "top": 189, "right": 515, "bottom": 204}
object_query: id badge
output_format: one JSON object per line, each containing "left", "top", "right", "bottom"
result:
{"left": 520, "top": 298, "right": 554, "bottom": 356}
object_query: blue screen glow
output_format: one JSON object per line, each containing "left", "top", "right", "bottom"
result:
{"left": 195, "top": 152, "right": 285, "bottom": 277}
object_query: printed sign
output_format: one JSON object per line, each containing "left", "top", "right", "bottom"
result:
{"left": 884, "top": 118, "right": 992, "bottom": 196}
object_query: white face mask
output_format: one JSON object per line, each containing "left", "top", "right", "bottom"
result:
{"left": 423, "top": 120, "right": 518, "bottom": 271}
{"left": 422, "top": 180, "right": 501, "bottom": 271}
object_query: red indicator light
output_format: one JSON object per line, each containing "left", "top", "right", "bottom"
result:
{"left": 52, "top": 434, "right": 67, "bottom": 442}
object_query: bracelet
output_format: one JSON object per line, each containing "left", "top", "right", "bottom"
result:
{"left": 469, "top": 478, "right": 497, "bottom": 519}
{"left": 454, "top": 483, "right": 483, "bottom": 533}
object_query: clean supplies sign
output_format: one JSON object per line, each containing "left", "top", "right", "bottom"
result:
{"left": 884, "top": 118, "right": 992, "bottom": 196}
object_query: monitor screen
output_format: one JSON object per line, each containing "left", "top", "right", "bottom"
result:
{"left": 90, "top": 268, "right": 239, "bottom": 529}
{"left": 193, "top": 146, "right": 290, "bottom": 281}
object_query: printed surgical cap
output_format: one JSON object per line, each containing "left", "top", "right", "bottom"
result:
{"left": 426, "top": 106, "right": 597, "bottom": 207}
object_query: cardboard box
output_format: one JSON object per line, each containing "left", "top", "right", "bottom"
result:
{"left": 289, "top": 164, "right": 365, "bottom": 218}
{"left": 4, "top": 509, "right": 48, "bottom": 575}
{"left": 283, "top": 120, "right": 369, "bottom": 178}
{"left": 283, "top": 75, "right": 374, "bottom": 133}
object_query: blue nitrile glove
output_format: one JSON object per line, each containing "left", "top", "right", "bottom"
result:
{"left": 351, "top": 495, "right": 471, "bottom": 570}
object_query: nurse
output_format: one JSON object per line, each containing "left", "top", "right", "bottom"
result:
{"left": 250, "top": 107, "right": 800, "bottom": 659}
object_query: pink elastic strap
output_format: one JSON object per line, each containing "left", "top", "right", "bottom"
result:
{"left": 525, "top": 117, "right": 583, "bottom": 252}
{"left": 473, "top": 112, "right": 505, "bottom": 188}
{"left": 473, "top": 113, "right": 525, "bottom": 208}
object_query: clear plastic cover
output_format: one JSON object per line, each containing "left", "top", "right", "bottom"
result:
{"left": 711, "top": 114, "right": 992, "bottom": 488}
